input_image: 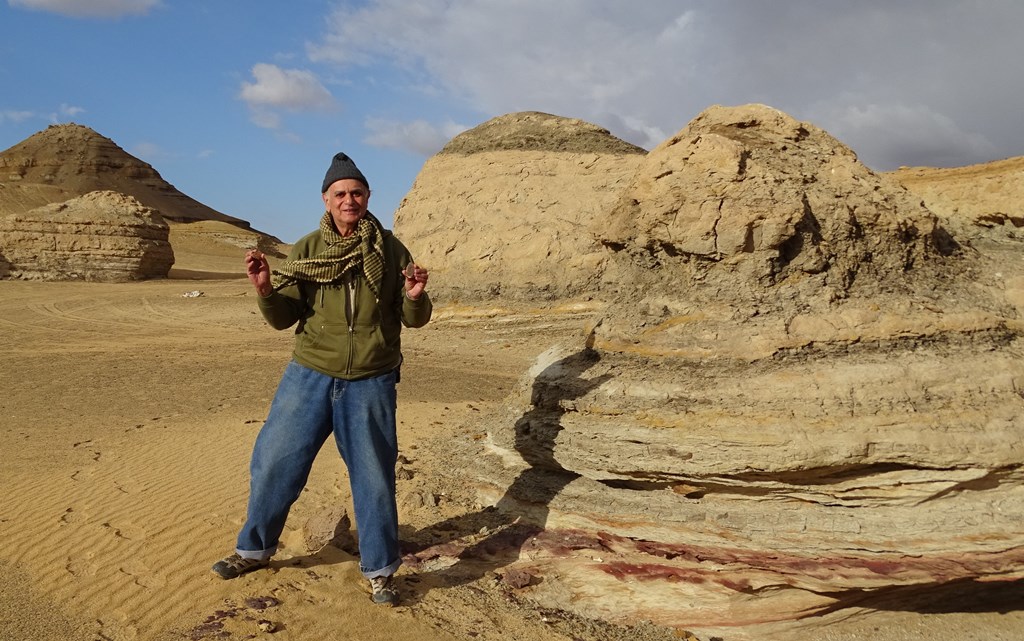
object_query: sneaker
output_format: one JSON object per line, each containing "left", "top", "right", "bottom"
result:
{"left": 211, "top": 553, "right": 269, "bottom": 580}
{"left": 368, "top": 575, "right": 399, "bottom": 606}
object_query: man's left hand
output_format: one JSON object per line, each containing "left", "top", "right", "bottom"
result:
{"left": 403, "top": 263, "right": 429, "bottom": 300}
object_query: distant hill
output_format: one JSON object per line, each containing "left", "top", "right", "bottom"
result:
{"left": 0, "top": 123, "right": 250, "bottom": 225}
{"left": 0, "top": 123, "right": 286, "bottom": 276}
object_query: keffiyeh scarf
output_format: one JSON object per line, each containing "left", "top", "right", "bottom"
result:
{"left": 272, "top": 211, "right": 386, "bottom": 297}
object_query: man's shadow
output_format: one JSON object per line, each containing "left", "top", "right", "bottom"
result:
{"left": 398, "top": 346, "right": 612, "bottom": 601}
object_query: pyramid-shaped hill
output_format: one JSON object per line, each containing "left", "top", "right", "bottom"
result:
{"left": 0, "top": 124, "right": 253, "bottom": 228}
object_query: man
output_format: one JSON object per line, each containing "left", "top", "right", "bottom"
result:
{"left": 211, "top": 152, "right": 431, "bottom": 607}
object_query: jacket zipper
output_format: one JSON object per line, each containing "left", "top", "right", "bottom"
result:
{"left": 345, "top": 276, "right": 356, "bottom": 375}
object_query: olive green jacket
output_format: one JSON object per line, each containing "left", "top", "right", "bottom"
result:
{"left": 256, "top": 226, "right": 432, "bottom": 380}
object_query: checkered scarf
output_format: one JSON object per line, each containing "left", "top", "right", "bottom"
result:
{"left": 272, "top": 211, "right": 386, "bottom": 298}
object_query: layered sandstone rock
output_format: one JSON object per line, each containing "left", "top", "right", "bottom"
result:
{"left": 0, "top": 191, "right": 174, "bottom": 281}
{"left": 425, "top": 105, "right": 1024, "bottom": 638}
{"left": 393, "top": 111, "right": 646, "bottom": 301}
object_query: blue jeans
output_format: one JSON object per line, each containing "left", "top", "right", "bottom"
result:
{"left": 235, "top": 361, "right": 401, "bottom": 578}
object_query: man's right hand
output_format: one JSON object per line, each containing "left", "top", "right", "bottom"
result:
{"left": 245, "top": 250, "right": 273, "bottom": 297}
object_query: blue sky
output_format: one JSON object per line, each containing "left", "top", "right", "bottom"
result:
{"left": 2, "top": 1, "right": 1022, "bottom": 243}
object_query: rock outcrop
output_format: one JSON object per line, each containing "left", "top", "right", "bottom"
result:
{"left": 602, "top": 104, "right": 954, "bottom": 301}
{"left": 0, "top": 191, "right": 174, "bottom": 281}
{"left": 393, "top": 112, "right": 646, "bottom": 301}
{"left": 425, "top": 105, "right": 1024, "bottom": 638}
{"left": 888, "top": 156, "right": 1024, "bottom": 242}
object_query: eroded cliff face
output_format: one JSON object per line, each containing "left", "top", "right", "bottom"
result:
{"left": 415, "top": 105, "right": 1024, "bottom": 638}
{"left": 0, "top": 191, "right": 174, "bottom": 281}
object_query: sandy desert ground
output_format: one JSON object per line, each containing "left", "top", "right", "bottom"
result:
{"left": 2, "top": 245, "right": 1023, "bottom": 641}
{"left": 0, "top": 244, "right": 666, "bottom": 641}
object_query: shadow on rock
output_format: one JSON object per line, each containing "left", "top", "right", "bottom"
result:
{"left": 821, "top": 577, "right": 1024, "bottom": 616}
{"left": 401, "top": 347, "right": 611, "bottom": 599}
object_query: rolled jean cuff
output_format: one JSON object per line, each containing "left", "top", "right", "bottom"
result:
{"left": 361, "top": 557, "right": 401, "bottom": 579}
{"left": 235, "top": 545, "right": 277, "bottom": 561}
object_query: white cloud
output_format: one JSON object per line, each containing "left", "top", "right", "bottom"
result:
{"left": 59, "top": 103, "right": 85, "bottom": 117}
{"left": 310, "top": 1, "right": 1024, "bottom": 168}
{"left": 309, "top": 0, "right": 698, "bottom": 148}
{"left": 364, "top": 118, "right": 468, "bottom": 155}
{"left": 130, "top": 141, "right": 166, "bottom": 160}
{"left": 238, "top": 64, "right": 337, "bottom": 140}
{"left": 9, "top": 0, "right": 160, "bottom": 18}
{"left": 248, "top": 108, "right": 282, "bottom": 131}
{"left": 239, "top": 63, "right": 336, "bottom": 111}
{"left": 0, "top": 109, "right": 35, "bottom": 123}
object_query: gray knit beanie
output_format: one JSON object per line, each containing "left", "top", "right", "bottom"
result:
{"left": 321, "top": 152, "right": 369, "bottom": 193}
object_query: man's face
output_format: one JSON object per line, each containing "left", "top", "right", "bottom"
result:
{"left": 322, "top": 178, "right": 370, "bottom": 235}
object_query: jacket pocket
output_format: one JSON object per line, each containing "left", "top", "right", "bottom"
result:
{"left": 299, "top": 320, "right": 351, "bottom": 372}
{"left": 348, "top": 323, "right": 395, "bottom": 374}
